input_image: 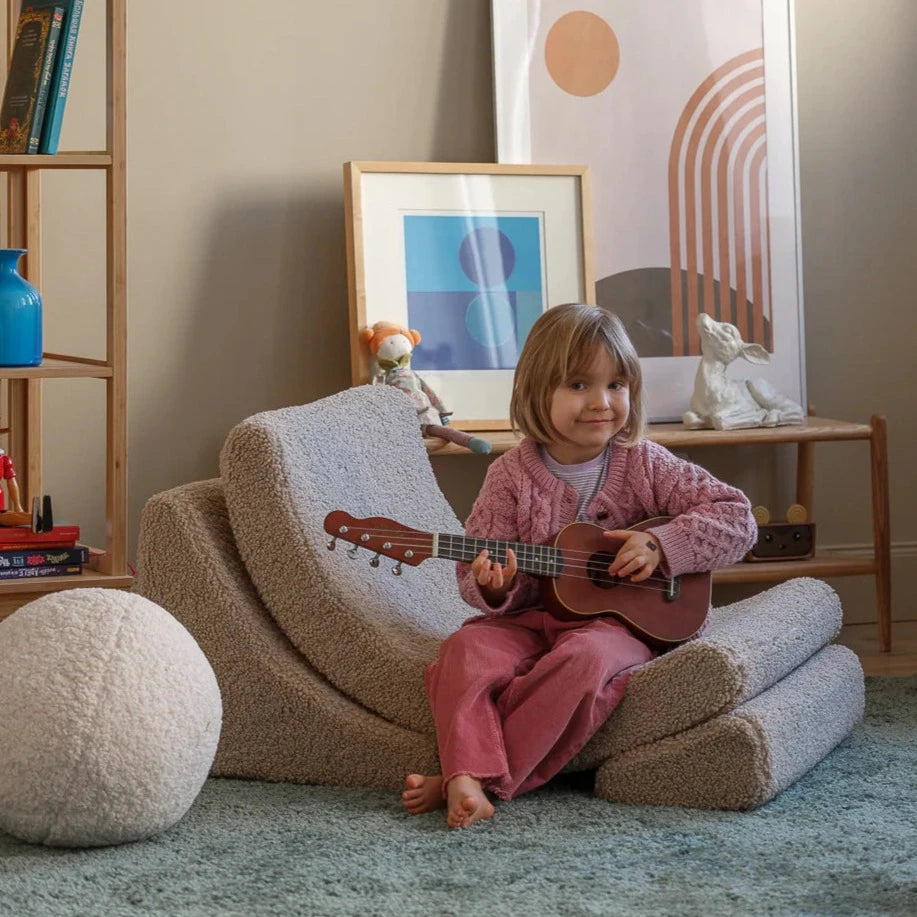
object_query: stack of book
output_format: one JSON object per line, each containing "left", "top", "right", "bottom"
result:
{"left": 0, "top": 0, "right": 84, "bottom": 155}
{"left": 0, "top": 523, "right": 85, "bottom": 581}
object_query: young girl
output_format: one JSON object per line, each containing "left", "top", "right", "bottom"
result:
{"left": 402, "top": 304, "right": 757, "bottom": 828}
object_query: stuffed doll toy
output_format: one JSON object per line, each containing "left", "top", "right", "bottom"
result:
{"left": 361, "top": 321, "right": 492, "bottom": 454}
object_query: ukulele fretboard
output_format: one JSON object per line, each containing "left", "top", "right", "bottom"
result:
{"left": 435, "top": 534, "right": 563, "bottom": 578}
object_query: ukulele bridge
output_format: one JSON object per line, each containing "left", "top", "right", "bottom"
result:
{"left": 664, "top": 577, "right": 680, "bottom": 602}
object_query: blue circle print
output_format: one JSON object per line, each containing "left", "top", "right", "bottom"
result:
{"left": 458, "top": 228, "right": 516, "bottom": 287}
{"left": 465, "top": 293, "right": 515, "bottom": 348}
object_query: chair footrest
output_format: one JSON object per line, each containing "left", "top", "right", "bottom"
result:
{"left": 594, "top": 643, "right": 864, "bottom": 810}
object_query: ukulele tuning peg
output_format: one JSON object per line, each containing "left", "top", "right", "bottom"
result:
{"left": 326, "top": 537, "right": 337, "bottom": 551}
{"left": 392, "top": 562, "right": 403, "bottom": 576}
{"left": 369, "top": 553, "right": 381, "bottom": 568}
{"left": 347, "top": 545, "right": 360, "bottom": 559}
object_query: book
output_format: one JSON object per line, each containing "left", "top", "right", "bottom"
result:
{"left": 0, "top": 544, "right": 89, "bottom": 569}
{"left": 0, "top": 563, "right": 81, "bottom": 579}
{"left": 29, "top": 0, "right": 84, "bottom": 154}
{"left": 0, "top": 523, "right": 79, "bottom": 546}
{"left": 0, "top": 5, "right": 64, "bottom": 154}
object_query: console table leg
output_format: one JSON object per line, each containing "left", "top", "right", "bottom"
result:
{"left": 796, "top": 440, "right": 815, "bottom": 516}
{"left": 870, "top": 414, "right": 891, "bottom": 652}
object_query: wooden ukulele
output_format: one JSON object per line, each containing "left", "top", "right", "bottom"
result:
{"left": 324, "top": 512, "right": 711, "bottom": 646}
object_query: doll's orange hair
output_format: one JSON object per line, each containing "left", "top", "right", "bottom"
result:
{"left": 360, "top": 321, "right": 421, "bottom": 355}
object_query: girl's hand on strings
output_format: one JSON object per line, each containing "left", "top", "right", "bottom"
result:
{"left": 472, "top": 547, "right": 517, "bottom": 604}
{"left": 603, "top": 530, "right": 663, "bottom": 583}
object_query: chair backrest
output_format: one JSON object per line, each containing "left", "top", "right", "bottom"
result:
{"left": 220, "top": 384, "right": 469, "bottom": 732}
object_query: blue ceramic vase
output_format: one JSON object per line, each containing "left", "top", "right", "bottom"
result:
{"left": 0, "top": 249, "right": 42, "bottom": 366}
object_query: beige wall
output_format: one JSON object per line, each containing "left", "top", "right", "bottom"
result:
{"left": 30, "top": 1, "right": 916, "bottom": 625}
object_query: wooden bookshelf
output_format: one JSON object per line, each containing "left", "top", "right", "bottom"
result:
{"left": 0, "top": 0, "right": 129, "bottom": 609}
{"left": 427, "top": 414, "right": 892, "bottom": 652}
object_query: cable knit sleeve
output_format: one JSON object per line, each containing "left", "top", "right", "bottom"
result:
{"left": 456, "top": 455, "right": 541, "bottom": 616}
{"left": 636, "top": 442, "right": 758, "bottom": 576}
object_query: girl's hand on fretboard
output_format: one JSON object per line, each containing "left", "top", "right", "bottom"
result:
{"left": 472, "top": 547, "right": 518, "bottom": 606}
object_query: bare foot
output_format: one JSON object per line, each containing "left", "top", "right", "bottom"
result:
{"left": 446, "top": 774, "right": 495, "bottom": 829}
{"left": 401, "top": 774, "right": 445, "bottom": 815}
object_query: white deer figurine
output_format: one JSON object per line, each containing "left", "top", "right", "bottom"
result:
{"left": 682, "top": 313, "right": 804, "bottom": 431}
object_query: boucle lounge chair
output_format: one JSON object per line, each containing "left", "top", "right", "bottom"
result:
{"left": 134, "top": 385, "right": 864, "bottom": 809}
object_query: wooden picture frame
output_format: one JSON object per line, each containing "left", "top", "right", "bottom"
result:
{"left": 344, "top": 161, "right": 594, "bottom": 430}
{"left": 492, "top": 0, "right": 806, "bottom": 422}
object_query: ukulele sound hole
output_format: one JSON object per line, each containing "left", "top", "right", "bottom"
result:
{"left": 586, "top": 552, "right": 619, "bottom": 590}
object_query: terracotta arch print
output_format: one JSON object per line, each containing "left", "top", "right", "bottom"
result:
{"left": 668, "top": 49, "right": 772, "bottom": 356}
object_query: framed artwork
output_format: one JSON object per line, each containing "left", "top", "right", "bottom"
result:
{"left": 344, "top": 161, "right": 594, "bottom": 429}
{"left": 492, "top": 0, "right": 806, "bottom": 421}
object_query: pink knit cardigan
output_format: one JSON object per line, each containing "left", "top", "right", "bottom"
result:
{"left": 457, "top": 437, "right": 757, "bottom": 615}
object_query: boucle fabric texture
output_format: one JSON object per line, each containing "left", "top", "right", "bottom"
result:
{"left": 595, "top": 643, "right": 865, "bottom": 809}
{"left": 219, "top": 385, "right": 468, "bottom": 732}
{"left": 134, "top": 479, "right": 438, "bottom": 789}
{"left": 457, "top": 437, "right": 757, "bottom": 616}
{"left": 0, "top": 589, "right": 221, "bottom": 846}
{"left": 137, "top": 452, "right": 857, "bottom": 809}
{"left": 569, "top": 577, "right": 844, "bottom": 767}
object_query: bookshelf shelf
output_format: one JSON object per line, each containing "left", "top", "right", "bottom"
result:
{"left": 0, "top": 569, "right": 133, "bottom": 594}
{"left": 0, "top": 355, "right": 113, "bottom": 379}
{"left": 0, "top": 152, "right": 112, "bottom": 168}
{"left": 427, "top": 414, "right": 892, "bottom": 651}
{"left": 0, "top": 0, "right": 129, "bottom": 609}
{"left": 0, "top": 569, "right": 134, "bottom": 619}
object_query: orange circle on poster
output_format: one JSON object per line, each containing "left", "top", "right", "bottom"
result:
{"left": 545, "top": 11, "right": 620, "bottom": 97}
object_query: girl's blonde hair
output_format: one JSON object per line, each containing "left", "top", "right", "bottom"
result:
{"left": 510, "top": 303, "right": 646, "bottom": 447}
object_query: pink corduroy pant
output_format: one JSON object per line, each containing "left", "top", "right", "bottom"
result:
{"left": 424, "top": 608, "right": 654, "bottom": 801}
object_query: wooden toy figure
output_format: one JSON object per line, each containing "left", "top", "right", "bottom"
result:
{"left": 0, "top": 447, "right": 23, "bottom": 514}
{"left": 0, "top": 448, "right": 53, "bottom": 532}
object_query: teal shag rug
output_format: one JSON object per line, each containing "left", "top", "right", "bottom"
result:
{"left": 0, "top": 677, "right": 914, "bottom": 917}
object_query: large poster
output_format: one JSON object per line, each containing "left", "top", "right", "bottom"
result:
{"left": 493, "top": 0, "right": 805, "bottom": 421}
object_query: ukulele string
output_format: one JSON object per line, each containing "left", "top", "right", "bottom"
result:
{"left": 334, "top": 525, "right": 669, "bottom": 566}
{"left": 333, "top": 529, "right": 684, "bottom": 594}
{"left": 333, "top": 526, "right": 670, "bottom": 569}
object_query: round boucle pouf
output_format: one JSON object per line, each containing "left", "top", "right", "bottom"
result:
{"left": 0, "top": 588, "right": 222, "bottom": 847}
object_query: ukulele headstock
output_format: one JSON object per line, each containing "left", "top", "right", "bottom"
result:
{"left": 323, "top": 511, "right": 433, "bottom": 566}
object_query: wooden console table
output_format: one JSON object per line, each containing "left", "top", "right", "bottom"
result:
{"left": 427, "top": 415, "right": 891, "bottom": 652}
